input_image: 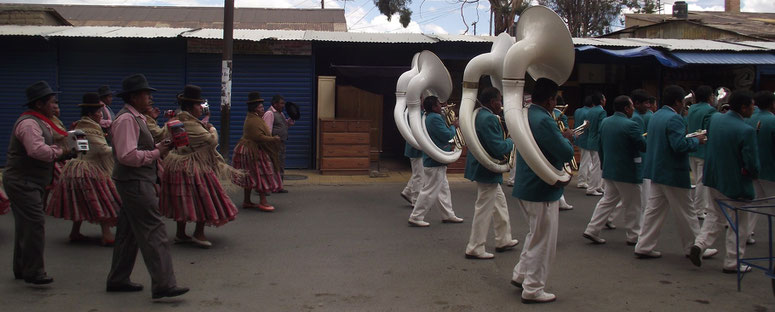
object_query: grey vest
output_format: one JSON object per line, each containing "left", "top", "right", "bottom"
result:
{"left": 271, "top": 109, "right": 288, "bottom": 142}
{"left": 5, "top": 114, "right": 55, "bottom": 186}
{"left": 111, "top": 107, "right": 157, "bottom": 182}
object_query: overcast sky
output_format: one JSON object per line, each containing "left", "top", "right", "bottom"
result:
{"left": 3, "top": 0, "right": 774, "bottom": 35}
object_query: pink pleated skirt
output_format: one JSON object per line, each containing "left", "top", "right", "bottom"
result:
{"left": 0, "top": 188, "right": 9, "bottom": 215}
{"left": 232, "top": 142, "right": 283, "bottom": 194}
{"left": 46, "top": 160, "right": 121, "bottom": 224}
{"left": 159, "top": 163, "right": 238, "bottom": 226}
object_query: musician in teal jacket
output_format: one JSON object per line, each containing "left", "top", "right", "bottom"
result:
{"left": 573, "top": 98, "right": 592, "bottom": 189}
{"left": 510, "top": 78, "right": 574, "bottom": 304}
{"left": 743, "top": 91, "right": 775, "bottom": 245}
{"left": 690, "top": 90, "right": 759, "bottom": 272}
{"left": 635, "top": 85, "right": 706, "bottom": 260}
{"left": 624, "top": 89, "right": 653, "bottom": 229}
{"left": 407, "top": 96, "right": 463, "bottom": 227}
{"left": 463, "top": 88, "right": 519, "bottom": 259}
{"left": 400, "top": 141, "right": 424, "bottom": 206}
{"left": 583, "top": 95, "right": 646, "bottom": 246}
{"left": 686, "top": 86, "right": 718, "bottom": 220}
{"left": 583, "top": 92, "right": 606, "bottom": 196}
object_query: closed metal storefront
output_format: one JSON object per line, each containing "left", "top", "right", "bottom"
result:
{"left": 186, "top": 53, "right": 314, "bottom": 169}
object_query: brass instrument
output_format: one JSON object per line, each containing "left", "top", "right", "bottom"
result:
{"left": 441, "top": 102, "right": 465, "bottom": 149}
{"left": 553, "top": 105, "right": 579, "bottom": 173}
{"left": 714, "top": 87, "right": 731, "bottom": 108}
{"left": 495, "top": 113, "right": 518, "bottom": 168}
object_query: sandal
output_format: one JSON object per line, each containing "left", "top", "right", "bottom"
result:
{"left": 258, "top": 204, "right": 275, "bottom": 212}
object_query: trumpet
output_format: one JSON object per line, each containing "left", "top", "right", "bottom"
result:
{"left": 643, "top": 129, "right": 705, "bottom": 138}
{"left": 441, "top": 102, "right": 465, "bottom": 149}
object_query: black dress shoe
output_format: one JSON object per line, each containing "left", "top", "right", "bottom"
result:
{"left": 152, "top": 286, "right": 190, "bottom": 299}
{"left": 107, "top": 282, "right": 144, "bottom": 292}
{"left": 24, "top": 274, "right": 53, "bottom": 285}
{"left": 276, "top": 189, "right": 289, "bottom": 194}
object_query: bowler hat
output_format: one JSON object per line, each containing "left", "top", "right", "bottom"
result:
{"left": 246, "top": 91, "right": 264, "bottom": 104}
{"left": 286, "top": 101, "right": 300, "bottom": 121}
{"left": 176, "top": 85, "right": 205, "bottom": 105}
{"left": 79, "top": 92, "right": 103, "bottom": 107}
{"left": 25, "top": 80, "right": 60, "bottom": 105}
{"left": 97, "top": 85, "right": 114, "bottom": 97}
{"left": 117, "top": 74, "right": 157, "bottom": 96}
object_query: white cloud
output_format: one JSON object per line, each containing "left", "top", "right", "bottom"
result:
{"left": 2, "top": 0, "right": 341, "bottom": 8}
{"left": 742, "top": 0, "right": 775, "bottom": 12}
{"left": 348, "top": 13, "right": 423, "bottom": 33}
{"left": 423, "top": 23, "right": 448, "bottom": 34}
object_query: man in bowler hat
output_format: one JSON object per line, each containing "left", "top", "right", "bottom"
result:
{"left": 262, "top": 94, "right": 295, "bottom": 193}
{"left": 106, "top": 73, "right": 189, "bottom": 299}
{"left": 5, "top": 81, "right": 65, "bottom": 284}
{"left": 97, "top": 85, "right": 116, "bottom": 128}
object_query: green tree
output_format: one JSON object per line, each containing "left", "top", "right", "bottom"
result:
{"left": 537, "top": 0, "right": 632, "bottom": 37}
{"left": 375, "top": 0, "right": 413, "bottom": 27}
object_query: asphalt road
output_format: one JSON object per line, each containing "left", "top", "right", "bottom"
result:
{"left": 0, "top": 181, "right": 773, "bottom": 311}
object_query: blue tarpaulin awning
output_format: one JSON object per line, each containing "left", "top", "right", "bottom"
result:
{"left": 670, "top": 52, "right": 775, "bottom": 65}
{"left": 575, "top": 45, "right": 685, "bottom": 68}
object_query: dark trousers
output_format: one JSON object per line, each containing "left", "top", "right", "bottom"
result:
{"left": 5, "top": 180, "right": 47, "bottom": 279}
{"left": 279, "top": 141, "right": 286, "bottom": 177}
{"left": 107, "top": 180, "right": 176, "bottom": 293}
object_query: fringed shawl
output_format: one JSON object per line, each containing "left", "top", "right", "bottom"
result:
{"left": 163, "top": 111, "right": 249, "bottom": 188}
{"left": 238, "top": 112, "right": 282, "bottom": 173}
{"left": 65, "top": 117, "right": 114, "bottom": 174}
{"left": 144, "top": 114, "right": 168, "bottom": 144}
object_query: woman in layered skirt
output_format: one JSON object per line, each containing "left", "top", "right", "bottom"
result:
{"left": 0, "top": 173, "right": 9, "bottom": 215}
{"left": 47, "top": 93, "right": 119, "bottom": 245}
{"left": 233, "top": 92, "right": 283, "bottom": 212}
{"left": 160, "top": 85, "right": 248, "bottom": 248}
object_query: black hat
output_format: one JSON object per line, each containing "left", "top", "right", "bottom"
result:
{"left": 79, "top": 92, "right": 103, "bottom": 107}
{"left": 247, "top": 91, "right": 264, "bottom": 104}
{"left": 176, "top": 85, "right": 205, "bottom": 105}
{"left": 25, "top": 80, "right": 60, "bottom": 105}
{"left": 286, "top": 101, "right": 300, "bottom": 121}
{"left": 97, "top": 85, "right": 114, "bottom": 97}
{"left": 117, "top": 74, "right": 157, "bottom": 96}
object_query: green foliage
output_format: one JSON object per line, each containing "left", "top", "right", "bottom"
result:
{"left": 375, "top": 0, "right": 413, "bottom": 27}
{"left": 538, "top": 0, "right": 651, "bottom": 37}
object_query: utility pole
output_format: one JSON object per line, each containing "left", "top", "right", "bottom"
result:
{"left": 322, "top": 0, "right": 324, "bottom": 9}
{"left": 220, "top": 0, "right": 234, "bottom": 156}
{"left": 472, "top": 21, "right": 477, "bottom": 35}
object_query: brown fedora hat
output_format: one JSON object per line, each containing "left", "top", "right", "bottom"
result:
{"left": 176, "top": 85, "right": 205, "bottom": 105}
{"left": 97, "top": 85, "right": 114, "bottom": 97}
{"left": 79, "top": 92, "right": 103, "bottom": 107}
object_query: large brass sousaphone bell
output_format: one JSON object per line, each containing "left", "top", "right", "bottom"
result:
{"left": 459, "top": 32, "right": 516, "bottom": 173}
{"left": 394, "top": 52, "right": 422, "bottom": 149}
{"left": 406, "top": 51, "right": 461, "bottom": 164}
{"left": 502, "top": 5, "right": 575, "bottom": 186}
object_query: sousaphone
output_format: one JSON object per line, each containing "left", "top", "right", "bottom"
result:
{"left": 459, "top": 32, "right": 515, "bottom": 173}
{"left": 502, "top": 5, "right": 575, "bottom": 186}
{"left": 407, "top": 50, "right": 460, "bottom": 163}
{"left": 394, "top": 52, "right": 422, "bottom": 149}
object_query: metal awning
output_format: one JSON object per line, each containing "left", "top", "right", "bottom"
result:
{"left": 670, "top": 52, "right": 775, "bottom": 64}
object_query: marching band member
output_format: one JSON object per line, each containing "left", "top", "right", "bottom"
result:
{"left": 553, "top": 98, "right": 573, "bottom": 211}
{"left": 689, "top": 90, "right": 759, "bottom": 273}
{"left": 106, "top": 74, "right": 188, "bottom": 299}
{"left": 583, "top": 95, "right": 645, "bottom": 245}
{"left": 5, "top": 81, "right": 64, "bottom": 285}
{"left": 686, "top": 86, "right": 717, "bottom": 220}
{"left": 634, "top": 85, "right": 706, "bottom": 260}
{"left": 463, "top": 87, "right": 519, "bottom": 259}
{"left": 584, "top": 92, "right": 606, "bottom": 196}
{"left": 510, "top": 78, "right": 574, "bottom": 304}
{"left": 400, "top": 141, "right": 423, "bottom": 207}
{"left": 407, "top": 96, "right": 464, "bottom": 227}
{"left": 573, "top": 96, "right": 592, "bottom": 189}
{"left": 744, "top": 91, "right": 775, "bottom": 244}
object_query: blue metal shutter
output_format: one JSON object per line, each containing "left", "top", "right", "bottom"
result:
{"left": 0, "top": 38, "right": 58, "bottom": 166}
{"left": 186, "top": 53, "right": 314, "bottom": 169}
{"left": 56, "top": 38, "right": 186, "bottom": 128}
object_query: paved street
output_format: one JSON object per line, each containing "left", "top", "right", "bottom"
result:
{"left": 1, "top": 174, "right": 773, "bottom": 311}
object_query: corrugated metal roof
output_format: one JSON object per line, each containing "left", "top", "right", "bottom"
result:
{"left": 48, "top": 26, "right": 184, "bottom": 38}
{"left": 737, "top": 41, "right": 775, "bottom": 50}
{"left": 671, "top": 52, "right": 775, "bottom": 64}
{"left": 1, "top": 25, "right": 774, "bottom": 53}
{"left": 303, "top": 31, "right": 436, "bottom": 43}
